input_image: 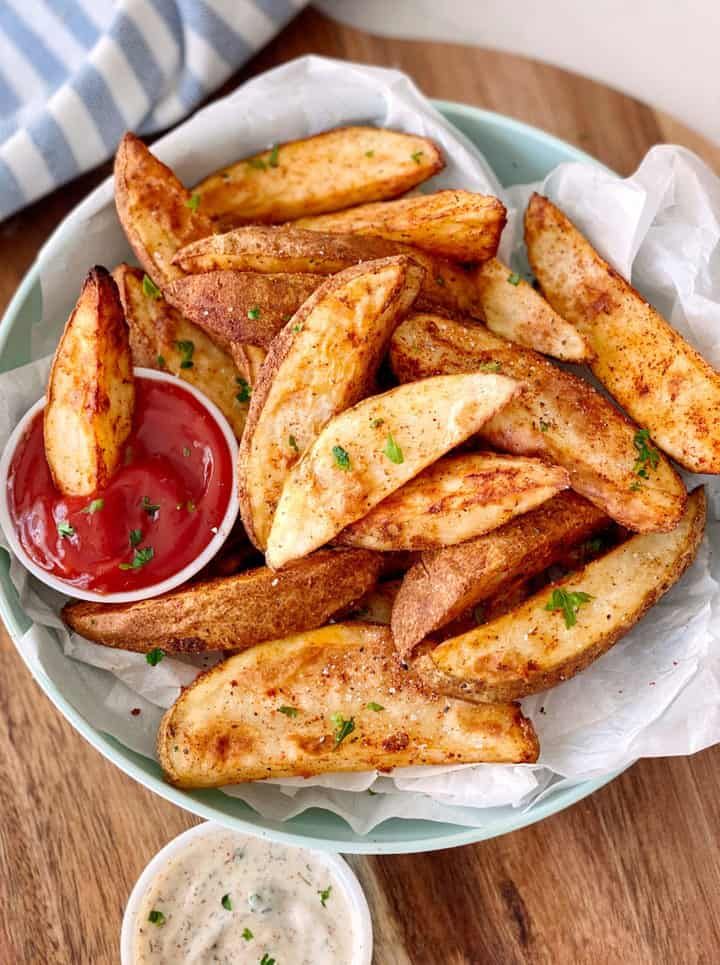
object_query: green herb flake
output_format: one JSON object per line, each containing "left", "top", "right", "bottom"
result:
{"left": 292, "top": 323, "right": 303, "bottom": 333}
{"left": 221, "top": 893, "right": 232, "bottom": 911}
{"left": 478, "top": 360, "right": 502, "bottom": 373}
{"left": 186, "top": 500, "right": 196, "bottom": 513}
{"left": 242, "top": 927, "right": 253, "bottom": 941}
{"left": 156, "top": 354, "right": 166, "bottom": 369}
{"left": 318, "top": 885, "right": 332, "bottom": 907}
{"left": 119, "top": 545, "right": 155, "bottom": 571}
{"left": 81, "top": 498, "right": 104, "bottom": 514}
{"left": 268, "top": 144, "right": 280, "bottom": 168}
{"left": 247, "top": 305, "right": 261, "bottom": 320}
{"left": 182, "top": 446, "right": 191, "bottom": 457}
{"left": 278, "top": 705, "right": 298, "bottom": 718}
{"left": 633, "top": 428, "right": 660, "bottom": 478}
{"left": 366, "top": 701, "right": 384, "bottom": 712}
{"left": 629, "top": 480, "right": 643, "bottom": 492}
{"left": 435, "top": 275, "right": 446, "bottom": 286}
{"left": 236, "top": 377, "right": 251, "bottom": 403}
{"left": 142, "top": 496, "right": 160, "bottom": 517}
{"left": 539, "top": 419, "right": 550, "bottom": 432}
{"left": 129, "top": 528, "right": 143, "bottom": 547}
{"left": 57, "top": 520, "right": 75, "bottom": 539}
{"left": 411, "top": 150, "right": 424, "bottom": 164}
{"left": 288, "top": 435, "right": 299, "bottom": 452}
{"left": 544, "top": 588, "right": 594, "bottom": 629}
{"left": 365, "top": 149, "right": 375, "bottom": 158}
{"left": 148, "top": 909, "right": 166, "bottom": 925}
{"left": 146, "top": 647, "right": 165, "bottom": 666}
{"left": 142, "top": 274, "right": 161, "bottom": 299}
{"left": 247, "top": 157, "right": 267, "bottom": 170}
{"left": 330, "top": 712, "right": 355, "bottom": 747}
{"left": 186, "top": 192, "right": 200, "bottom": 211}
{"left": 260, "top": 955, "right": 276, "bottom": 965}
{"left": 507, "top": 272, "right": 522, "bottom": 286}
{"left": 332, "top": 445, "right": 351, "bottom": 472}
{"left": 175, "top": 339, "right": 194, "bottom": 369}
{"left": 371, "top": 417, "right": 385, "bottom": 428}
{"left": 383, "top": 432, "right": 404, "bottom": 464}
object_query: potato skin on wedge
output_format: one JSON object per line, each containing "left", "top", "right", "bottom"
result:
{"left": 239, "top": 256, "right": 424, "bottom": 549}
{"left": 62, "top": 548, "right": 382, "bottom": 654}
{"left": 390, "top": 312, "right": 687, "bottom": 534}
{"left": 44, "top": 267, "right": 134, "bottom": 497}
{"left": 193, "top": 126, "right": 444, "bottom": 230}
{"left": 431, "top": 487, "right": 706, "bottom": 701}
{"left": 336, "top": 452, "right": 569, "bottom": 551}
{"left": 525, "top": 193, "right": 720, "bottom": 473}
{"left": 157, "top": 622, "right": 539, "bottom": 787}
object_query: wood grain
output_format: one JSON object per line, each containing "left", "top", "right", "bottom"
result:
{"left": 1, "top": 7, "right": 719, "bottom": 964}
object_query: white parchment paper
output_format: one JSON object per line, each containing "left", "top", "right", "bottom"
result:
{"left": 2, "top": 56, "right": 720, "bottom": 834}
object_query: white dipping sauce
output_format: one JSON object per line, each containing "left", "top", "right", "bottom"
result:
{"left": 133, "top": 830, "right": 356, "bottom": 964}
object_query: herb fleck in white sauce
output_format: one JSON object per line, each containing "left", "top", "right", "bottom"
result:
{"left": 133, "top": 830, "right": 356, "bottom": 964}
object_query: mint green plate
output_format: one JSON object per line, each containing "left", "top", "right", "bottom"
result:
{"left": 0, "top": 103, "right": 623, "bottom": 853}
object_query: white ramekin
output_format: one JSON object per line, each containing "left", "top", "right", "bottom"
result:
{"left": 0, "top": 367, "right": 239, "bottom": 604}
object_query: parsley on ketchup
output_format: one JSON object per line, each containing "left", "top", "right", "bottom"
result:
{"left": 7, "top": 377, "right": 232, "bottom": 593}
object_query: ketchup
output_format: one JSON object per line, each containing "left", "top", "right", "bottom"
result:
{"left": 7, "top": 377, "right": 233, "bottom": 594}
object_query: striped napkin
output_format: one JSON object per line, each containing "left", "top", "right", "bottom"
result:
{"left": 0, "top": 0, "right": 305, "bottom": 221}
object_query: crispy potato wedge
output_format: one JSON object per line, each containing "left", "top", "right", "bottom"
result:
{"left": 525, "top": 194, "right": 720, "bottom": 473}
{"left": 164, "top": 270, "right": 323, "bottom": 351}
{"left": 391, "top": 490, "right": 609, "bottom": 661}
{"left": 194, "top": 127, "right": 444, "bottom": 230}
{"left": 473, "top": 258, "right": 593, "bottom": 361}
{"left": 390, "top": 313, "right": 687, "bottom": 533}
{"left": 62, "top": 548, "right": 381, "bottom": 654}
{"left": 113, "top": 265, "right": 248, "bottom": 439}
{"left": 336, "top": 452, "right": 569, "bottom": 551}
{"left": 114, "top": 133, "right": 213, "bottom": 286}
{"left": 430, "top": 487, "right": 706, "bottom": 701}
{"left": 267, "top": 373, "right": 521, "bottom": 568}
{"left": 296, "top": 190, "right": 507, "bottom": 262}
{"left": 157, "top": 622, "right": 539, "bottom": 787}
{"left": 239, "top": 257, "right": 424, "bottom": 549}
{"left": 44, "top": 267, "right": 134, "bottom": 497}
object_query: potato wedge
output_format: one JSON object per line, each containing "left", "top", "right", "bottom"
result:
{"left": 157, "top": 622, "right": 539, "bottom": 787}
{"left": 62, "top": 548, "right": 381, "bottom": 654}
{"left": 239, "top": 257, "right": 424, "bottom": 549}
{"left": 391, "top": 490, "right": 609, "bottom": 660}
{"left": 296, "top": 190, "right": 506, "bottom": 262}
{"left": 44, "top": 267, "right": 134, "bottom": 497}
{"left": 430, "top": 487, "right": 706, "bottom": 701}
{"left": 525, "top": 194, "right": 720, "bottom": 473}
{"left": 267, "top": 373, "right": 521, "bottom": 568}
{"left": 473, "top": 258, "right": 593, "bottom": 361}
{"left": 114, "top": 133, "right": 213, "bottom": 286}
{"left": 113, "top": 265, "right": 248, "bottom": 439}
{"left": 336, "top": 452, "right": 569, "bottom": 551}
{"left": 164, "top": 270, "right": 323, "bottom": 351}
{"left": 194, "top": 127, "right": 444, "bottom": 230}
{"left": 390, "top": 313, "right": 687, "bottom": 533}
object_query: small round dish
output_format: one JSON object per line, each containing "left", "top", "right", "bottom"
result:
{"left": 120, "top": 821, "right": 373, "bottom": 965}
{"left": 0, "top": 367, "right": 240, "bottom": 604}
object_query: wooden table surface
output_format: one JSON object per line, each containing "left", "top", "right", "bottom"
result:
{"left": 1, "top": 8, "right": 719, "bottom": 964}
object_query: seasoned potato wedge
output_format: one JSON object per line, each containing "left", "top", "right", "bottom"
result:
{"left": 62, "top": 548, "right": 381, "bottom": 654}
{"left": 239, "top": 257, "right": 424, "bottom": 549}
{"left": 164, "top": 270, "right": 323, "bottom": 351}
{"left": 430, "top": 487, "right": 706, "bottom": 701}
{"left": 157, "top": 622, "right": 539, "bottom": 787}
{"left": 391, "top": 490, "right": 609, "bottom": 660}
{"left": 336, "top": 452, "right": 569, "bottom": 551}
{"left": 114, "top": 133, "right": 213, "bottom": 286}
{"left": 390, "top": 313, "right": 687, "bottom": 533}
{"left": 296, "top": 190, "right": 507, "bottom": 262}
{"left": 525, "top": 194, "right": 720, "bottom": 473}
{"left": 45, "top": 267, "right": 134, "bottom": 497}
{"left": 267, "top": 373, "right": 521, "bottom": 568}
{"left": 113, "top": 265, "right": 248, "bottom": 439}
{"left": 194, "top": 127, "right": 444, "bottom": 230}
{"left": 473, "top": 258, "right": 593, "bottom": 361}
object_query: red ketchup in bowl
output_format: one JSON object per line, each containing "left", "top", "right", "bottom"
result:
{"left": 7, "top": 377, "right": 233, "bottom": 594}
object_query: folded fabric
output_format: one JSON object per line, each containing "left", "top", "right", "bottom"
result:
{"left": 0, "top": 0, "right": 305, "bottom": 221}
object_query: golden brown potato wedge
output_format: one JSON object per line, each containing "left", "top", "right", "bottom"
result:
{"left": 390, "top": 313, "right": 687, "bottom": 533}
{"left": 391, "top": 490, "right": 609, "bottom": 661}
{"left": 296, "top": 190, "right": 507, "bottom": 262}
{"left": 157, "top": 622, "right": 539, "bottom": 787}
{"left": 267, "top": 373, "right": 521, "bottom": 568}
{"left": 194, "top": 127, "right": 444, "bottom": 230}
{"left": 430, "top": 487, "right": 706, "bottom": 701}
{"left": 525, "top": 193, "right": 720, "bottom": 473}
{"left": 336, "top": 452, "right": 569, "bottom": 551}
{"left": 239, "top": 256, "right": 424, "bottom": 550}
{"left": 44, "top": 267, "right": 134, "bottom": 497}
{"left": 62, "top": 548, "right": 381, "bottom": 654}
{"left": 114, "top": 133, "right": 213, "bottom": 286}
{"left": 113, "top": 264, "right": 248, "bottom": 439}
{"left": 472, "top": 258, "right": 593, "bottom": 361}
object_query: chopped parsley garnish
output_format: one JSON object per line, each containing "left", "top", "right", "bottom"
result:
{"left": 539, "top": 419, "right": 550, "bottom": 432}
{"left": 629, "top": 480, "right": 643, "bottom": 492}
{"left": 142, "top": 496, "right": 160, "bottom": 517}
{"left": 332, "top": 445, "right": 351, "bottom": 471}
{"left": 411, "top": 151, "right": 424, "bottom": 163}
{"left": 371, "top": 417, "right": 385, "bottom": 428}
{"left": 119, "top": 545, "right": 155, "bottom": 571}
{"left": 507, "top": 272, "right": 521, "bottom": 286}
{"left": 236, "top": 377, "right": 251, "bottom": 403}
{"left": 365, "top": 149, "right": 375, "bottom": 157}
{"left": 247, "top": 305, "right": 261, "bottom": 320}
{"left": 278, "top": 705, "right": 299, "bottom": 717}
{"left": 268, "top": 144, "right": 280, "bottom": 168}
{"left": 146, "top": 647, "right": 165, "bottom": 666}
{"left": 260, "top": 955, "right": 276, "bottom": 965}
{"left": 288, "top": 435, "right": 299, "bottom": 452}
{"left": 318, "top": 886, "right": 332, "bottom": 907}
{"left": 148, "top": 909, "right": 165, "bottom": 925}
{"left": 221, "top": 893, "right": 232, "bottom": 911}
{"left": 383, "top": 432, "right": 404, "bottom": 464}
{"left": 545, "top": 588, "right": 593, "bottom": 628}
{"left": 247, "top": 156, "right": 267, "bottom": 170}
{"left": 156, "top": 354, "right": 166, "bottom": 369}
{"left": 182, "top": 446, "right": 191, "bottom": 457}
{"left": 81, "top": 498, "right": 104, "bottom": 514}
{"left": 175, "top": 339, "right": 195, "bottom": 369}
{"left": 330, "top": 712, "right": 355, "bottom": 747}
{"left": 633, "top": 428, "right": 659, "bottom": 478}
{"left": 142, "top": 274, "right": 161, "bottom": 299}
{"left": 186, "top": 192, "right": 200, "bottom": 211}
{"left": 478, "top": 360, "right": 502, "bottom": 373}
{"left": 57, "top": 520, "right": 75, "bottom": 539}
{"left": 242, "top": 927, "right": 253, "bottom": 941}
{"left": 366, "top": 701, "right": 384, "bottom": 712}
{"left": 129, "top": 528, "right": 143, "bottom": 547}
{"left": 292, "top": 323, "right": 303, "bottom": 333}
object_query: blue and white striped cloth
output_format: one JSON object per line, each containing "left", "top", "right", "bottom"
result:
{"left": 0, "top": 0, "right": 306, "bottom": 221}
